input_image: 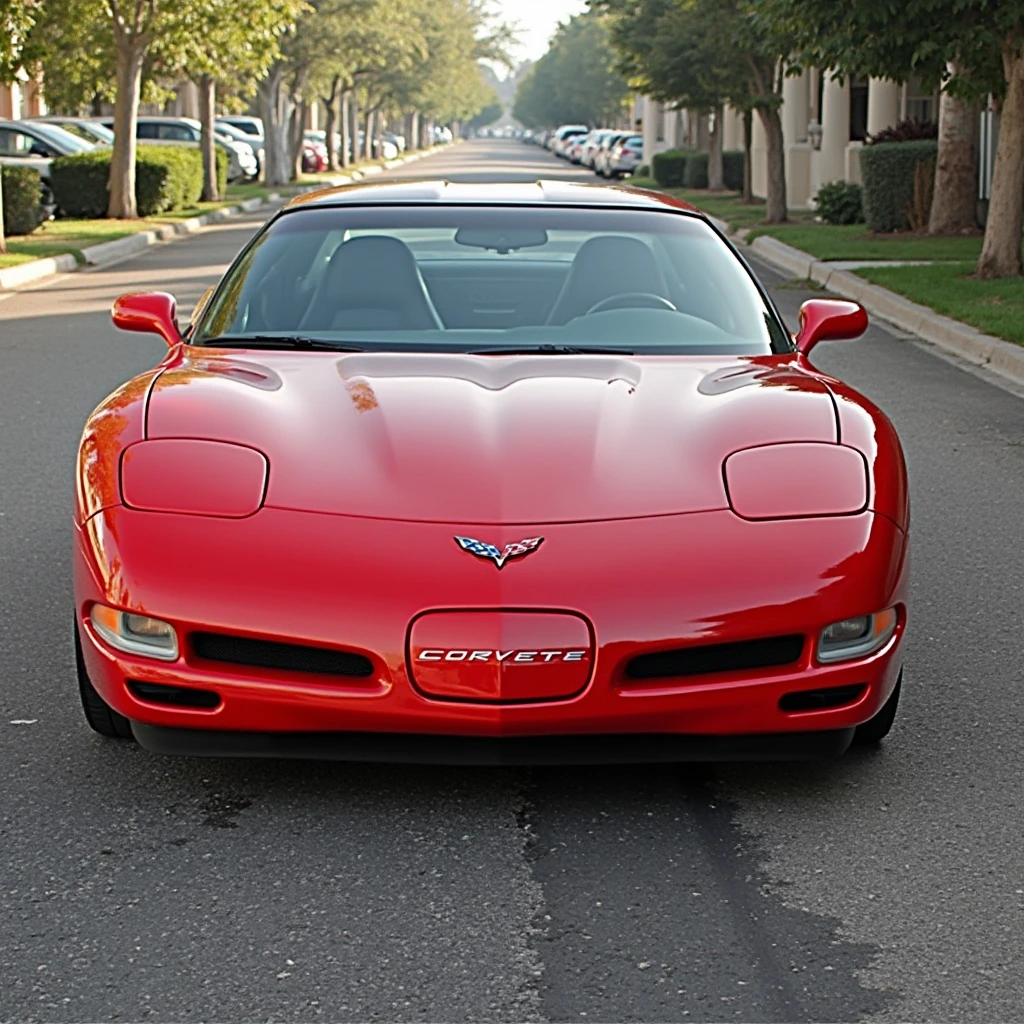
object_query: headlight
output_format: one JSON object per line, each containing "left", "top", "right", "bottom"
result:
{"left": 120, "top": 439, "right": 268, "bottom": 517}
{"left": 724, "top": 443, "right": 869, "bottom": 520}
{"left": 817, "top": 608, "right": 898, "bottom": 663}
{"left": 91, "top": 605, "right": 179, "bottom": 661}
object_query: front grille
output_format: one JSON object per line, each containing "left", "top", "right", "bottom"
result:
{"left": 625, "top": 635, "right": 805, "bottom": 681}
{"left": 191, "top": 632, "right": 374, "bottom": 678}
{"left": 128, "top": 680, "right": 221, "bottom": 709}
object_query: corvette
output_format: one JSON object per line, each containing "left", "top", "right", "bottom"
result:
{"left": 73, "top": 180, "right": 908, "bottom": 763}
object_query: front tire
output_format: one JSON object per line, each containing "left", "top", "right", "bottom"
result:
{"left": 75, "top": 619, "right": 133, "bottom": 739}
{"left": 853, "top": 671, "right": 901, "bottom": 744}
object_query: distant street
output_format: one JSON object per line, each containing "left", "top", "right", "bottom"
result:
{"left": 2, "top": 138, "right": 1023, "bottom": 1023}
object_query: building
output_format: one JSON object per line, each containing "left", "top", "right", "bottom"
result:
{"left": 640, "top": 72, "right": 939, "bottom": 209}
{"left": 0, "top": 71, "right": 47, "bottom": 120}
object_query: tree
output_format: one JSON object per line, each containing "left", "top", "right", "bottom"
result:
{"left": 766, "top": 0, "right": 1024, "bottom": 277}
{"left": 596, "top": 0, "right": 791, "bottom": 222}
{"left": 0, "top": 0, "right": 44, "bottom": 251}
{"left": 163, "top": 0, "right": 303, "bottom": 201}
{"left": 513, "top": 11, "right": 629, "bottom": 129}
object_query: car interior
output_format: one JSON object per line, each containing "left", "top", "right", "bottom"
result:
{"left": 196, "top": 207, "right": 787, "bottom": 354}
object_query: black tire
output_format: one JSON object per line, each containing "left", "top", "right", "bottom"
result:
{"left": 854, "top": 671, "right": 901, "bottom": 744}
{"left": 75, "top": 619, "right": 133, "bottom": 739}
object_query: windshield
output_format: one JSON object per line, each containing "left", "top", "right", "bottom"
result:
{"left": 32, "top": 122, "right": 95, "bottom": 153}
{"left": 193, "top": 204, "right": 790, "bottom": 355}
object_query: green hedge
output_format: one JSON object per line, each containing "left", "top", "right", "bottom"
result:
{"left": 723, "top": 150, "right": 744, "bottom": 191}
{"left": 683, "top": 151, "right": 708, "bottom": 189}
{"left": 651, "top": 148, "right": 688, "bottom": 188}
{"left": 50, "top": 144, "right": 226, "bottom": 219}
{"left": 859, "top": 140, "right": 938, "bottom": 232}
{"left": 2, "top": 166, "right": 46, "bottom": 235}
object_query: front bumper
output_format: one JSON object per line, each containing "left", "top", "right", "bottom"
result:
{"left": 75, "top": 506, "right": 907, "bottom": 755}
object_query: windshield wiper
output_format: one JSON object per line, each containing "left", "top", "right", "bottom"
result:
{"left": 467, "top": 344, "right": 636, "bottom": 356}
{"left": 202, "top": 335, "right": 365, "bottom": 351}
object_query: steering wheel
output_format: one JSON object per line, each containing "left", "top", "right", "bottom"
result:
{"left": 585, "top": 292, "right": 678, "bottom": 315}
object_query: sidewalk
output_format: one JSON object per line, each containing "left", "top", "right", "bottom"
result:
{"left": 0, "top": 145, "right": 446, "bottom": 292}
{"left": 706, "top": 215, "right": 1024, "bottom": 390}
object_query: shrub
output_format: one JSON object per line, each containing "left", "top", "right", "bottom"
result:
{"left": 867, "top": 118, "right": 938, "bottom": 145}
{"left": 683, "top": 151, "right": 708, "bottom": 189}
{"left": 723, "top": 150, "right": 744, "bottom": 191}
{"left": 651, "top": 148, "right": 688, "bottom": 188}
{"left": 2, "top": 166, "right": 46, "bottom": 235}
{"left": 50, "top": 144, "right": 207, "bottom": 219}
{"left": 814, "top": 179, "right": 864, "bottom": 224}
{"left": 633, "top": 163, "right": 650, "bottom": 178}
{"left": 859, "top": 139, "right": 938, "bottom": 232}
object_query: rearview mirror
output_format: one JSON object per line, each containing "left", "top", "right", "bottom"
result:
{"left": 795, "top": 299, "right": 868, "bottom": 354}
{"left": 455, "top": 226, "right": 548, "bottom": 253}
{"left": 112, "top": 292, "right": 181, "bottom": 347}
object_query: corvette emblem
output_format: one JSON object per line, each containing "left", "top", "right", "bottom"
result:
{"left": 455, "top": 535, "right": 544, "bottom": 569}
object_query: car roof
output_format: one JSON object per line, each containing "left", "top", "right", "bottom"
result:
{"left": 283, "top": 179, "right": 700, "bottom": 214}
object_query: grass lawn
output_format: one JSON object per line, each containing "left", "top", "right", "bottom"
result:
{"left": 856, "top": 262, "right": 1024, "bottom": 346}
{"left": 626, "top": 177, "right": 985, "bottom": 262}
{"left": 0, "top": 183, "right": 274, "bottom": 269}
{"left": 748, "top": 223, "right": 984, "bottom": 262}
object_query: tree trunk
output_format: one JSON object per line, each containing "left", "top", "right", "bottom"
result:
{"left": 363, "top": 110, "right": 374, "bottom": 161}
{"left": 340, "top": 90, "right": 351, "bottom": 168}
{"left": 409, "top": 111, "right": 419, "bottom": 151}
{"left": 708, "top": 105, "right": 724, "bottom": 190}
{"left": 978, "top": 45, "right": 1024, "bottom": 278}
{"left": 929, "top": 76, "right": 978, "bottom": 235}
{"left": 757, "top": 105, "right": 787, "bottom": 223}
{"left": 107, "top": 38, "right": 146, "bottom": 218}
{"left": 323, "top": 76, "right": 340, "bottom": 171}
{"left": 351, "top": 93, "right": 361, "bottom": 164}
{"left": 197, "top": 73, "right": 218, "bottom": 202}
{"left": 742, "top": 109, "right": 753, "bottom": 202}
{"left": 0, "top": 173, "right": 6, "bottom": 254}
{"left": 258, "top": 63, "right": 293, "bottom": 186}
{"left": 289, "top": 98, "right": 307, "bottom": 180}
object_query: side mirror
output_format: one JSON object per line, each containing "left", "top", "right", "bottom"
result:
{"left": 112, "top": 292, "right": 181, "bottom": 347}
{"left": 795, "top": 299, "right": 868, "bottom": 354}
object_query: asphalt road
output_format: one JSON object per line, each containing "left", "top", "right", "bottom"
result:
{"left": 1, "top": 138, "right": 1023, "bottom": 1023}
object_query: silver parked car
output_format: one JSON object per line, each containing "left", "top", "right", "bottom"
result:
{"left": 606, "top": 134, "right": 644, "bottom": 178}
{"left": 30, "top": 117, "right": 114, "bottom": 146}
{"left": 0, "top": 119, "right": 97, "bottom": 215}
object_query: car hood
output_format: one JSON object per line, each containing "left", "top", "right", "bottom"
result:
{"left": 146, "top": 352, "right": 838, "bottom": 524}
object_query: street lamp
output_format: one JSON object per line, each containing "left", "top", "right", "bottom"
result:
{"left": 807, "top": 120, "right": 823, "bottom": 150}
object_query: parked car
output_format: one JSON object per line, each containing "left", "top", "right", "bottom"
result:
{"left": 94, "top": 116, "right": 258, "bottom": 181}
{"left": 579, "top": 129, "right": 613, "bottom": 168}
{"left": 215, "top": 115, "right": 264, "bottom": 139}
{"left": 213, "top": 120, "right": 265, "bottom": 178}
{"left": 302, "top": 131, "right": 329, "bottom": 172}
{"left": 606, "top": 134, "right": 644, "bottom": 178}
{"left": 593, "top": 132, "right": 630, "bottom": 177}
{"left": 0, "top": 118, "right": 97, "bottom": 216}
{"left": 30, "top": 116, "right": 114, "bottom": 146}
{"left": 79, "top": 181, "right": 907, "bottom": 762}
{"left": 550, "top": 125, "right": 589, "bottom": 157}
{"left": 565, "top": 132, "right": 591, "bottom": 164}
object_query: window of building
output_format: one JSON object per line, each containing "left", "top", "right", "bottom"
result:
{"left": 849, "top": 77, "right": 868, "bottom": 141}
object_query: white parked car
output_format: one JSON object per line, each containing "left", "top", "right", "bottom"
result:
{"left": 94, "top": 116, "right": 258, "bottom": 181}
{"left": 550, "top": 125, "right": 589, "bottom": 157}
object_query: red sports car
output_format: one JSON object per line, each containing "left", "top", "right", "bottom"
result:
{"left": 74, "top": 181, "right": 909, "bottom": 763}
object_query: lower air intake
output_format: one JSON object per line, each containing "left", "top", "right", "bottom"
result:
{"left": 128, "top": 680, "right": 221, "bottom": 709}
{"left": 191, "top": 632, "right": 374, "bottom": 678}
{"left": 779, "top": 684, "right": 866, "bottom": 712}
{"left": 625, "top": 635, "right": 805, "bottom": 681}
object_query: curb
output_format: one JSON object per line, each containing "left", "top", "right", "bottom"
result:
{"left": 0, "top": 144, "right": 451, "bottom": 293}
{"left": 743, "top": 233, "right": 1024, "bottom": 389}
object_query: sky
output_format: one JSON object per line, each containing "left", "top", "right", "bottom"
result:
{"left": 494, "top": 0, "right": 589, "bottom": 64}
